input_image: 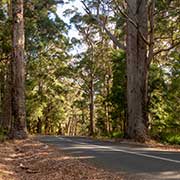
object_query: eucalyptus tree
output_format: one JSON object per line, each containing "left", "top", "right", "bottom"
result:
{"left": 70, "top": 7, "right": 116, "bottom": 135}
{"left": 9, "top": 0, "right": 27, "bottom": 139}
{"left": 81, "top": 0, "right": 149, "bottom": 140}
{"left": 81, "top": 0, "right": 180, "bottom": 141}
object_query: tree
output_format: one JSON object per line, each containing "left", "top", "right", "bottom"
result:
{"left": 126, "top": 0, "right": 149, "bottom": 141}
{"left": 81, "top": 0, "right": 150, "bottom": 141}
{"left": 9, "top": 0, "right": 27, "bottom": 139}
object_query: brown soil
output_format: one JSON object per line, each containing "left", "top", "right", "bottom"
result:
{"left": 0, "top": 138, "right": 137, "bottom": 180}
{"left": 120, "top": 139, "right": 180, "bottom": 151}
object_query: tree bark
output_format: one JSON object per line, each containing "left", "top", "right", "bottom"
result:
{"left": 126, "top": 0, "right": 148, "bottom": 142}
{"left": 36, "top": 117, "right": 42, "bottom": 134}
{"left": 0, "top": 68, "right": 5, "bottom": 128}
{"left": 9, "top": 0, "right": 27, "bottom": 139}
{"left": 44, "top": 117, "right": 50, "bottom": 135}
{"left": 67, "top": 117, "right": 72, "bottom": 135}
{"left": 89, "top": 74, "right": 94, "bottom": 136}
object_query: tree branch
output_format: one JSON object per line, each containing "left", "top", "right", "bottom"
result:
{"left": 153, "top": 41, "right": 180, "bottom": 56}
{"left": 114, "top": 0, "right": 149, "bottom": 46}
{"left": 147, "top": 0, "right": 155, "bottom": 67}
{"left": 81, "top": 1, "right": 126, "bottom": 51}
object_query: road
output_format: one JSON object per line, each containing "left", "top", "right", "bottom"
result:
{"left": 38, "top": 136, "right": 180, "bottom": 180}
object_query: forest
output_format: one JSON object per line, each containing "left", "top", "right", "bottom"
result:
{"left": 0, "top": 0, "right": 180, "bottom": 144}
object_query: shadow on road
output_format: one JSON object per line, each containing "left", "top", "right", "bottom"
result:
{"left": 38, "top": 136, "right": 180, "bottom": 180}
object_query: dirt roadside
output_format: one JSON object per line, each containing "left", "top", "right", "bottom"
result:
{"left": 0, "top": 138, "right": 139, "bottom": 180}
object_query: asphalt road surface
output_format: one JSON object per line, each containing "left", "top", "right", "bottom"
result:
{"left": 38, "top": 136, "right": 180, "bottom": 180}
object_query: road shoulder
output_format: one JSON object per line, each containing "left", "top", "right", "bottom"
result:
{"left": 0, "top": 138, "right": 148, "bottom": 180}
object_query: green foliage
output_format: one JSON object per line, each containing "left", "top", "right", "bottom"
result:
{"left": 23, "top": 0, "right": 72, "bottom": 134}
{"left": 0, "top": 4, "right": 11, "bottom": 55}
{"left": 109, "top": 50, "right": 126, "bottom": 132}
{"left": 164, "top": 134, "right": 180, "bottom": 145}
{"left": 158, "top": 132, "right": 180, "bottom": 145}
{"left": 0, "top": 127, "right": 7, "bottom": 142}
{"left": 147, "top": 0, "right": 180, "bottom": 143}
{"left": 110, "top": 50, "right": 126, "bottom": 107}
{"left": 95, "top": 110, "right": 107, "bottom": 136}
{"left": 148, "top": 64, "right": 168, "bottom": 129}
{"left": 111, "top": 131, "right": 124, "bottom": 139}
{"left": 148, "top": 53, "right": 180, "bottom": 141}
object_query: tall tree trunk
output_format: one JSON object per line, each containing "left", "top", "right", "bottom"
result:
{"left": 89, "top": 74, "right": 94, "bottom": 136}
{"left": 126, "top": 0, "right": 148, "bottom": 142}
{"left": 72, "top": 114, "right": 78, "bottom": 136}
{"left": 0, "top": 68, "right": 5, "bottom": 128}
{"left": 36, "top": 117, "right": 42, "bottom": 134}
{"left": 36, "top": 80, "right": 43, "bottom": 134}
{"left": 9, "top": 0, "right": 27, "bottom": 139}
{"left": 44, "top": 117, "right": 50, "bottom": 135}
{"left": 106, "top": 74, "right": 111, "bottom": 133}
{"left": 67, "top": 117, "right": 72, "bottom": 135}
